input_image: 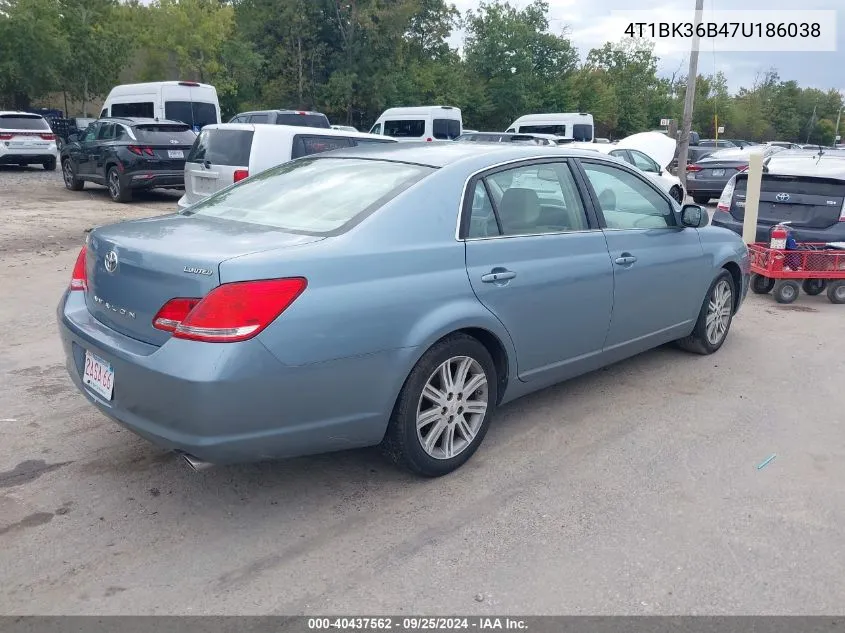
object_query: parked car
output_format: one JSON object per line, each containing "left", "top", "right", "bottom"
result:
{"left": 767, "top": 141, "right": 801, "bottom": 149}
{"left": 58, "top": 143, "right": 749, "bottom": 477}
{"left": 332, "top": 125, "right": 358, "bottom": 132}
{"left": 99, "top": 81, "right": 220, "bottom": 131}
{"left": 723, "top": 139, "right": 758, "bottom": 148}
{"left": 699, "top": 139, "right": 737, "bottom": 149}
{"left": 177, "top": 123, "right": 396, "bottom": 210}
{"left": 229, "top": 109, "right": 331, "bottom": 129}
{"left": 60, "top": 117, "right": 197, "bottom": 202}
{"left": 455, "top": 132, "right": 556, "bottom": 145}
{"left": 369, "top": 106, "right": 462, "bottom": 142}
{"left": 686, "top": 145, "right": 784, "bottom": 204}
{"left": 713, "top": 149, "right": 845, "bottom": 243}
{"left": 506, "top": 112, "right": 594, "bottom": 142}
{"left": 0, "top": 111, "right": 58, "bottom": 170}
{"left": 572, "top": 131, "right": 685, "bottom": 203}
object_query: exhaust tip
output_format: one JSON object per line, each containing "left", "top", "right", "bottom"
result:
{"left": 180, "top": 452, "right": 213, "bottom": 471}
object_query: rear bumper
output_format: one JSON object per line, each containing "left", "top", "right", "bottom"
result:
{"left": 126, "top": 170, "right": 184, "bottom": 189}
{"left": 686, "top": 178, "right": 728, "bottom": 199}
{"left": 57, "top": 290, "right": 401, "bottom": 464}
{"left": 0, "top": 152, "right": 56, "bottom": 164}
{"left": 712, "top": 212, "right": 845, "bottom": 242}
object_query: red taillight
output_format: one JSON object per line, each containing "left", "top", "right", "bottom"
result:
{"left": 736, "top": 164, "right": 748, "bottom": 172}
{"left": 296, "top": 111, "right": 307, "bottom": 115}
{"left": 40, "top": 133, "right": 56, "bottom": 141}
{"left": 128, "top": 145, "right": 154, "bottom": 156}
{"left": 0, "top": 133, "right": 13, "bottom": 140}
{"left": 153, "top": 298, "right": 201, "bottom": 332}
{"left": 70, "top": 246, "right": 87, "bottom": 291}
{"left": 233, "top": 169, "right": 249, "bottom": 183}
{"left": 686, "top": 164, "right": 702, "bottom": 172}
{"left": 158, "top": 278, "right": 307, "bottom": 343}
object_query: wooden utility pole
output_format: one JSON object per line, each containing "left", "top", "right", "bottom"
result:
{"left": 677, "top": 0, "right": 705, "bottom": 193}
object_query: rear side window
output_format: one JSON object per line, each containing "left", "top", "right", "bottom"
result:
{"left": 134, "top": 124, "right": 197, "bottom": 144}
{"left": 572, "top": 124, "right": 592, "bottom": 142}
{"left": 187, "top": 129, "right": 254, "bottom": 166}
{"left": 111, "top": 102, "right": 154, "bottom": 118}
{"left": 291, "top": 134, "right": 354, "bottom": 159}
{"left": 249, "top": 114, "right": 270, "bottom": 124}
{"left": 275, "top": 113, "right": 331, "bottom": 128}
{"left": 0, "top": 115, "right": 50, "bottom": 130}
{"left": 186, "top": 157, "right": 434, "bottom": 234}
{"left": 520, "top": 124, "right": 566, "bottom": 136}
{"left": 433, "top": 118, "right": 460, "bottom": 140}
{"left": 164, "top": 101, "right": 218, "bottom": 129}
{"left": 383, "top": 120, "right": 425, "bottom": 138}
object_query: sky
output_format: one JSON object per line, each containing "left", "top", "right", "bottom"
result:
{"left": 450, "top": 0, "right": 844, "bottom": 95}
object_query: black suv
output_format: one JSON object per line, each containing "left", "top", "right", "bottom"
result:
{"left": 60, "top": 117, "right": 197, "bottom": 203}
{"left": 227, "top": 109, "right": 331, "bottom": 129}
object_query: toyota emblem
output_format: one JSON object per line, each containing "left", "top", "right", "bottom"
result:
{"left": 776, "top": 192, "right": 790, "bottom": 202}
{"left": 104, "top": 250, "right": 118, "bottom": 273}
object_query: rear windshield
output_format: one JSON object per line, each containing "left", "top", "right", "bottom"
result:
{"left": 164, "top": 101, "right": 218, "bottom": 130}
{"left": 572, "top": 124, "right": 592, "bottom": 142}
{"left": 384, "top": 120, "right": 425, "bottom": 138}
{"left": 291, "top": 134, "right": 354, "bottom": 159}
{"left": 520, "top": 124, "right": 566, "bottom": 136}
{"left": 133, "top": 124, "right": 197, "bottom": 144}
{"left": 184, "top": 157, "right": 433, "bottom": 234}
{"left": 275, "top": 113, "right": 331, "bottom": 128}
{"left": 111, "top": 102, "right": 154, "bottom": 118}
{"left": 187, "top": 129, "right": 254, "bottom": 166}
{"left": 433, "top": 118, "right": 461, "bottom": 140}
{"left": 0, "top": 114, "right": 50, "bottom": 130}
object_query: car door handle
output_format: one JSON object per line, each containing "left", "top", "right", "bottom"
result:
{"left": 614, "top": 254, "right": 637, "bottom": 266}
{"left": 481, "top": 269, "right": 517, "bottom": 283}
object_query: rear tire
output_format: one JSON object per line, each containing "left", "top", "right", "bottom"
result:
{"left": 43, "top": 157, "right": 57, "bottom": 171}
{"left": 773, "top": 280, "right": 800, "bottom": 304}
{"left": 676, "top": 270, "right": 735, "bottom": 355}
{"left": 62, "top": 159, "right": 84, "bottom": 191}
{"left": 107, "top": 166, "right": 132, "bottom": 203}
{"left": 751, "top": 273, "right": 775, "bottom": 294}
{"left": 827, "top": 280, "right": 845, "bottom": 304}
{"left": 692, "top": 195, "right": 710, "bottom": 205}
{"left": 802, "top": 279, "right": 827, "bottom": 296}
{"left": 381, "top": 334, "right": 498, "bottom": 477}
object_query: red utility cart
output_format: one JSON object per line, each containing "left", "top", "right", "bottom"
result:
{"left": 748, "top": 242, "right": 845, "bottom": 304}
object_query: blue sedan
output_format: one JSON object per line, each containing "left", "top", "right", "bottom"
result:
{"left": 58, "top": 143, "right": 750, "bottom": 477}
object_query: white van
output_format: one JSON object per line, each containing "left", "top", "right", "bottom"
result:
{"left": 369, "top": 106, "right": 462, "bottom": 142}
{"left": 177, "top": 124, "right": 396, "bottom": 210}
{"left": 99, "top": 81, "right": 221, "bottom": 132}
{"left": 506, "top": 113, "right": 594, "bottom": 142}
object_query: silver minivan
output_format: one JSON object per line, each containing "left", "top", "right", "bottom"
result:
{"left": 178, "top": 124, "right": 396, "bottom": 210}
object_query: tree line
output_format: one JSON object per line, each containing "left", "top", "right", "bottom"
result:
{"left": 1, "top": 0, "right": 841, "bottom": 144}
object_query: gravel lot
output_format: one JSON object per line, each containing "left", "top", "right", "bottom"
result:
{"left": 1, "top": 167, "right": 844, "bottom": 616}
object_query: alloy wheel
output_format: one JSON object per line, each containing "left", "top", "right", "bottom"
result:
{"left": 108, "top": 170, "right": 120, "bottom": 199}
{"left": 415, "top": 356, "right": 488, "bottom": 460}
{"left": 705, "top": 279, "right": 733, "bottom": 345}
{"left": 63, "top": 161, "right": 74, "bottom": 188}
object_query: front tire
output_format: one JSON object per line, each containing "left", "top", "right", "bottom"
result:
{"left": 676, "top": 270, "right": 735, "bottom": 355}
{"left": 107, "top": 166, "right": 132, "bottom": 203}
{"left": 381, "top": 334, "right": 498, "bottom": 477}
{"left": 773, "top": 280, "right": 800, "bottom": 304}
{"left": 802, "top": 279, "right": 827, "bottom": 296}
{"left": 827, "top": 280, "right": 845, "bottom": 304}
{"left": 692, "top": 195, "right": 711, "bottom": 205}
{"left": 62, "top": 159, "right": 84, "bottom": 191}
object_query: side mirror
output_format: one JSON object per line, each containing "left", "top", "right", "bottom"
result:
{"left": 681, "top": 204, "right": 709, "bottom": 228}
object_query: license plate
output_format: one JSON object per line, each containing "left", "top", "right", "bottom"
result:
{"left": 168, "top": 149, "right": 184, "bottom": 159}
{"left": 193, "top": 176, "right": 217, "bottom": 193}
{"left": 83, "top": 350, "right": 114, "bottom": 401}
{"left": 711, "top": 169, "right": 725, "bottom": 177}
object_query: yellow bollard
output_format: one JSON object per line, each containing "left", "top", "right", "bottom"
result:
{"left": 742, "top": 150, "right": 764, "bottom": 244}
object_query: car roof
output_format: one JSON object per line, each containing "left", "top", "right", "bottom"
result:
{"left": 238, "top": 109, "right": 327, "bottom": 116}
{"left": 323, "top": 141, "right": 615, "bottom": 168}
{"left": 204, "top": 122, "right": 394, "bottom": 142}
{"left": 765, "top": 149, "right": 845, "bottom": 180}
{"left": 0, "top": 111, "right": 45, "bottom": 117}
{"left": 99, "top": 117, "right": 188, "bottom": 126}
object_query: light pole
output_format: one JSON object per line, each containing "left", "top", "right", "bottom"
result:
{"left": 677, "top": 0, "right": 705, "bottom": 192}
{"left": 834, "top": 105, "right": 843, "bottom": 146}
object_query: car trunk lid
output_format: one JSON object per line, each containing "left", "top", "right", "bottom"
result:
{"left": 183, "top": 126, "right": 254, "bottom": 207}
{"left": 729, "top": 173, "right": 845, "bottom": 228}
{"left": 0, "top": 113, "right": 55, "bottom": 149}
{"left": 130, "top": 123, "right": 198, "bottom": 171}
{"left": 84, "top": 213, "right": 322, "bottom": 346}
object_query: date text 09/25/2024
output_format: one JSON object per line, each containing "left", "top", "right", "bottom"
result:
{"left": 624, "top": 21, "right": 821, "bottom": 39}
{"left": 307, "top": 618, "right": 527, "bottom": 630}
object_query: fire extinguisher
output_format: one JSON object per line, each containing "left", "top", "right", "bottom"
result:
{"left": 769, "top": 223, "right": 789, "bottom": 249}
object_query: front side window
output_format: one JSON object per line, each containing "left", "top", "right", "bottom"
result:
{"left": 581, "top": 162, "right": 675, "bottom": 230}
{"left": 477, "top": 162, "right": 590, "bottom": 236}
{"left": 433, "top": 118, "right": 460, "bottom": 140}
{"left": 629, "top": 150, "right": 659, "bottom": 173}
{"left": 383, "top": 119, "right": 425, "bottom": 138}
{"left": 83, "top": 123, "right": 99, "bottom": 142}
{"left": 184, "top": 157, "right": 433, "bottom": 234}
{"left": 370, "top": 123, "right": 382, "bottom": 135}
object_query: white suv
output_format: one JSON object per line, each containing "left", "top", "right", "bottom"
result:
{"left": 0, "top": 111, "right": 58, "bottom": 170}
{"left": 177, "top": 124, "right": 396, "bottom": 210}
